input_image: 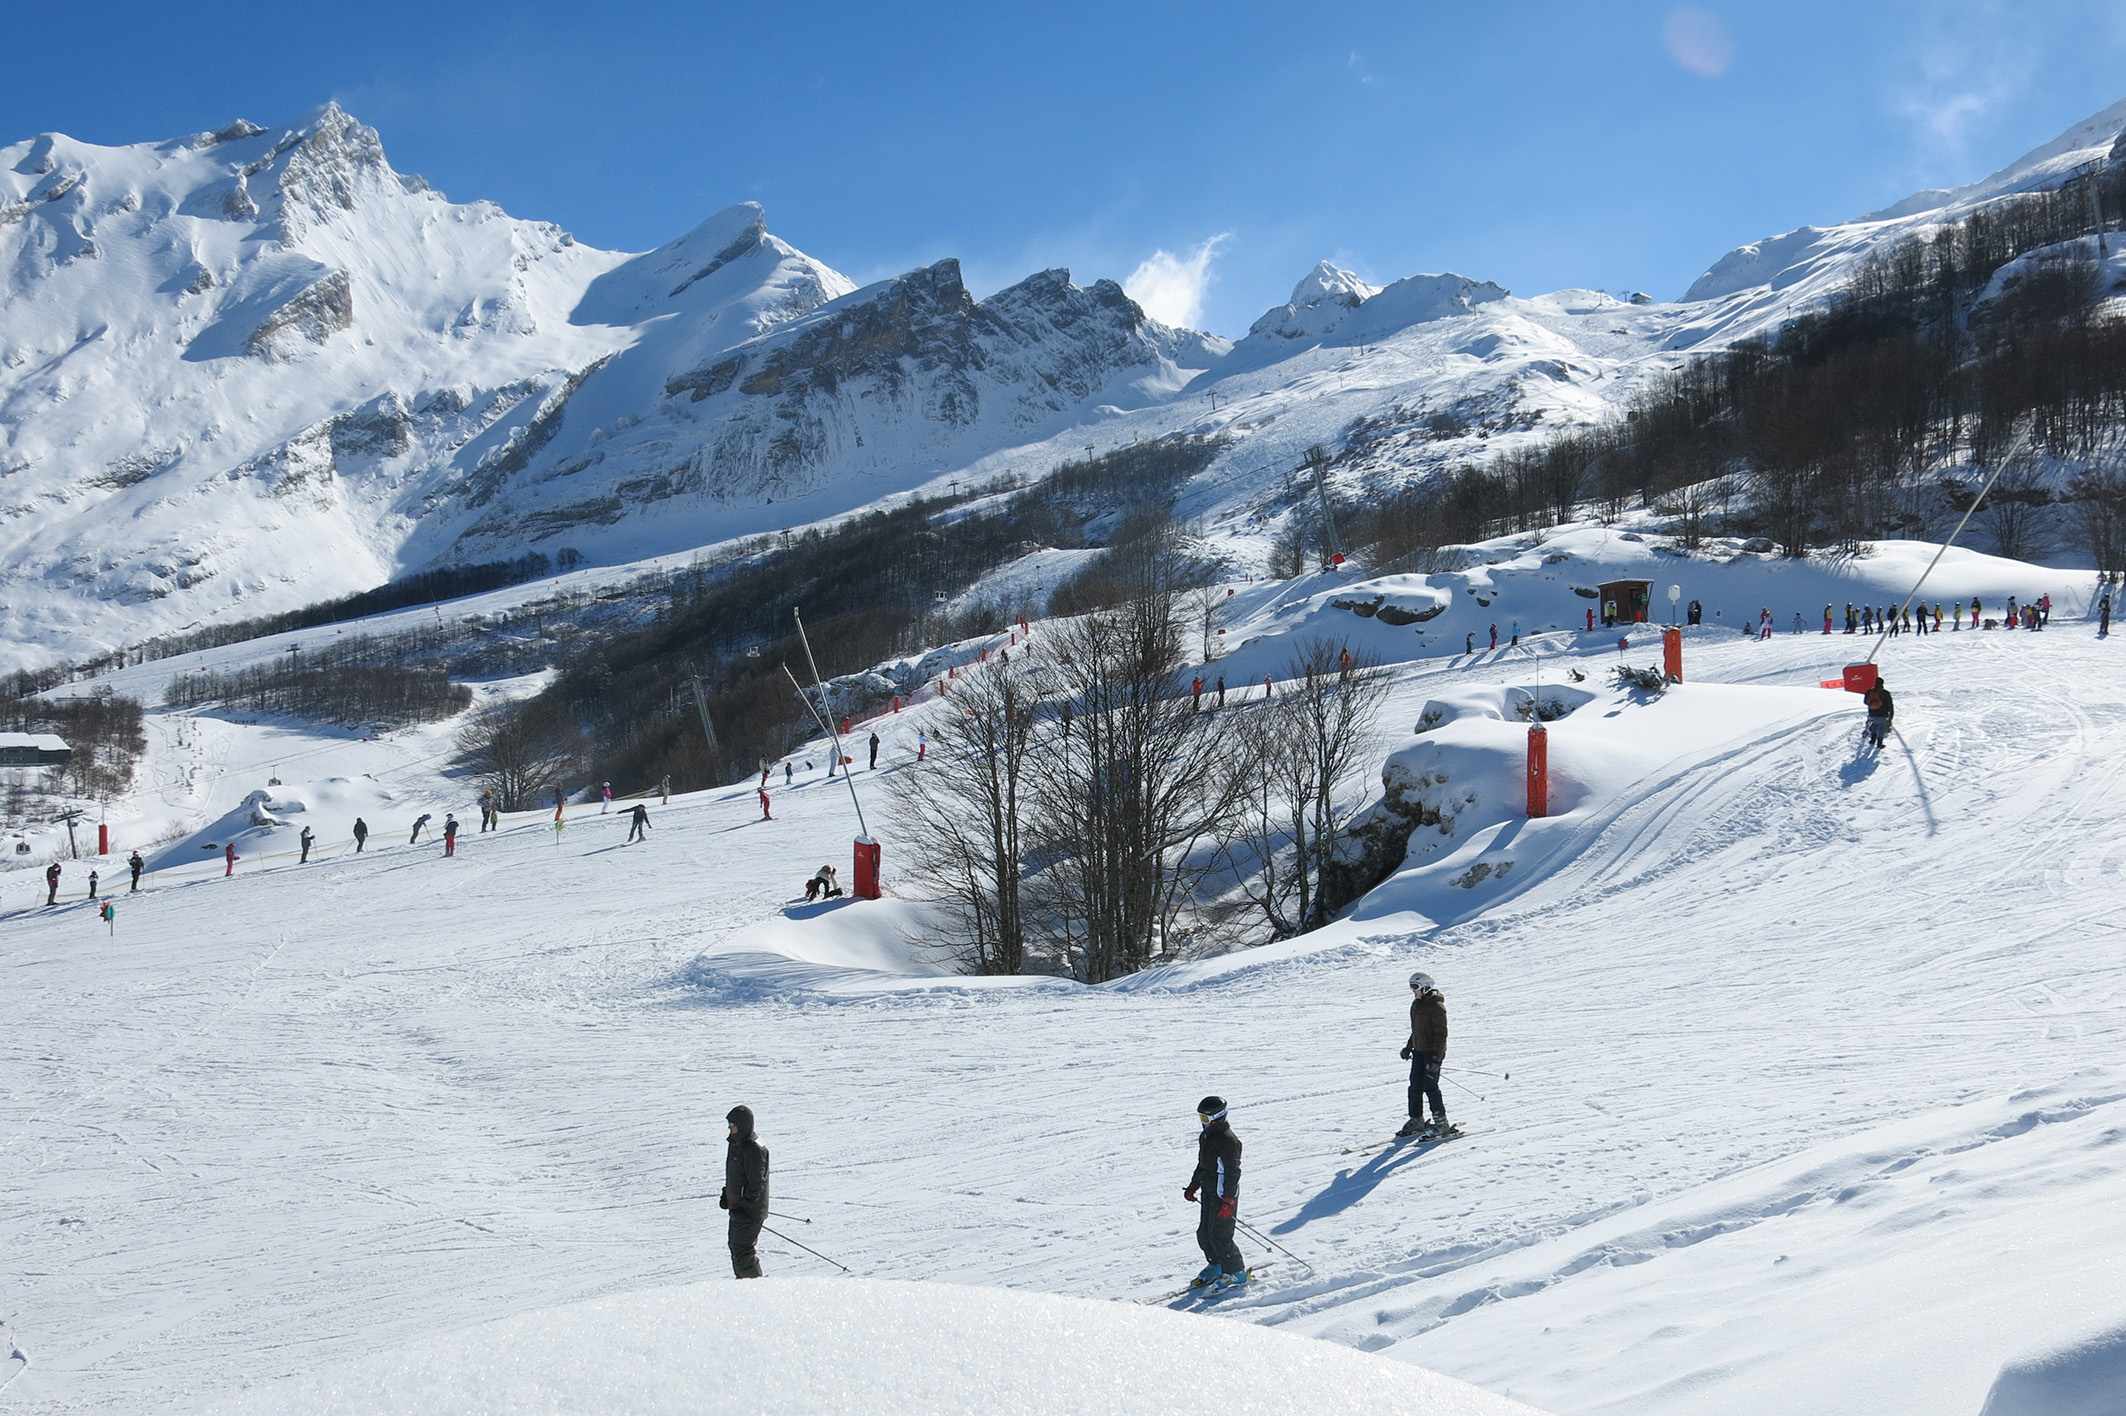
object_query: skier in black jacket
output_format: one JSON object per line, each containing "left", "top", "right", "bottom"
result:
{"left": 1184, "top": 1096, "right": 1245, "bottom": 1290}
{"left": 128, "top": 850, "right": 144, "bottom": 892}
{"left": 627, "top": 802, "right": 651, "bottom": 843}
{"left": 720, "top": 1104, "right": 769, "bottom": 1278}
{"left": 1400, "top": 972, "right": 1451, "bottom": 1138}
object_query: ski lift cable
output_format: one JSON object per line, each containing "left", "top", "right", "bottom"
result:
{"left": 789, "top": 608, "right": 870, "bottom": 838}
{"left": 1863, "top": 424, "right": 2028, "bottom": 667}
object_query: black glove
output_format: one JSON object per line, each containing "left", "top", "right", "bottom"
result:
{"left": 718, "top": 1188, "right": 729, "bottom": 1211}
{"left": 1400, "top": 1044, "right": 1412, "bottom": 1060}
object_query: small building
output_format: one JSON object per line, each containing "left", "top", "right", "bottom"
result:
{"left": 0, "top": 732, "right": 72, "bottom": 767}
{"left": 1596, "top": 578, "right": 1653, "bottom": 626}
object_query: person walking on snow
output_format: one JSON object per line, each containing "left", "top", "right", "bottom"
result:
{"left": 1465, "top": 631, "right": 1475, "bottom": 655}
{"left": 87, "top": 869, "right": 98, "bottom": 901}
{"left": 224, "top": 842, "right": 238, "bottom": 877}
{"left": 1400, "top": 972, "right": 1450, "bottom": 1138}
{"left": 1823, "top": 605, "right": 1833, "bottom": 634}
{"left": 45, "top": 862, "right": 61, "bottom": 905}
{"left": 479, "top": 789, "right": 496, "bottom": 832}
{"left": 868, "top": 731, "right": 881, "bottom": 771}
{"left": 1216, "top": 675, "right": 1226, "bottom": 709}
{"left": 783, "top": 761, "right": 792, "bottom": 786}
{"left": 443, "top": 814, "right": 459, "bottom": 857}
{"left": 353, "top": 818, "right": 369, "bottom": 853}
{"left": 1191, "top": 676, "right": 1203, "bottom": 711}
{"left": 299, "top": 826, "right": 314, "bottom": 864}
{"left": 720, "top": 1104, "right": 769, "bottom": 1279}
{"left": 409, "top": 814, "right": 431, "bottom": 846}
{"left": 660, "top": 775, "right": 671, "bottom": 805}
{"left": 600, "top": 782, "right": 613, "bottom": 814}
{"left": 1184, "top": 1096, "right": 1246, "bottom": 1290}
{"left": 627, "top": 802, "right": 651, "bottom": 843}
{"left": 1863, "top": 679, "right": 1895, "bottom": 751}
{"left": 128, "top": 850, "right": 143, "bottom": 892}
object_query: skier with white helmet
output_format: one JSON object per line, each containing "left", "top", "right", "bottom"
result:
{"left": 1399, "top": 972, "right": 1452, "bottom": 1139}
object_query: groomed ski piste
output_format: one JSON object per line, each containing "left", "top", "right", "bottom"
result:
{"left": 4, "top": 521, "right": 2123, "bottom": 1414}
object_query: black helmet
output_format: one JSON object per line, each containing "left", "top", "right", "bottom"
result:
{"left": 1196, "top": 1096, "right": 1227, "bottom": 1123}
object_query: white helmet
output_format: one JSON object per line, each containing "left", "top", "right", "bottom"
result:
{"left": 1408, "top": 971, "right": 1436, "bottom": 993}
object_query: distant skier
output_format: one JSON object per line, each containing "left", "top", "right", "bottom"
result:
{"left": 600, "top": 782, "right": 613, "bottom": 814}
{"left": 353, "top": 818, "right": 369, "bottom": 853}
{"left": 1823, "top": 604, "right": 1832, "bottom": 634}
{"left": 128, "top": 850, "right": 144, "bottom": 892}
{"left": 917, "top": 730, "right": 928, "bottom": 763}
{"left": 1488, "top": 624, "right": 1498, "bottom": 650}
{"left": 659, "top": 775, "right": 671, "bottom": 805}
{"left": 720, "top": 1104, "right": 769, "bottom": 1279}
{"left": 299, "top": 826, "right": 314, "bottom": 864}
{"left": 409, "top": 813, "right": 431, "bottom": 846}
{"left": 1585, "top": 607, "right": 1594, "bottom": 632}
{"left": 479, "top": 789, "right": 497, "bottom": 832}
{"left": 44, "top": 862, "right": 60, "bottom": 906}
{"left": 224, "top": 842, "right": 238, "bottom": 877}
{"left": 783, "top": 761, "right": 792, "bottom": 785}
{"left": 443, "top": 814, "right": 459, "bottom": 857}
{"left": 87, "top": 869, "right": 99, "bottom": 901}
{"left": 1216, "top": 675, "right": 1226, "bottom": 708}
{"left": 2040, "top": 594, "right": 2052, "bottom": 627}
{"left": 2100, "top": 591, "right": 2112, "bottom": 637}
{"left": 804, "top": 864, "right": 841, "bottom": 902}
{"left": 1971, "top": 596, "right": 1981, "bottom": 628}
{"left": 627, "top": 802, "right": 651, "bottom": 843}
{"left": 1863, "top": 678, "right": 1895, "bottom": 750}
{"left": 1184, "top": 1096, "right": 1245, "bottom": 1291}
{"left": 758, "top": 788, "right": 772, "bottom": 821}
{"left": 868, "top": 731, "right": 881, "bottom": 771}
{"left": 1400, "top": 972, "right": 1450, "bottom": 1138}
{"left": 1845, "top": 603, "right": 1857, "bottom": 634}
{"left": 1191, "top": 676, "right": 1204, "bottom": 711}
{"left": 1465, "top": 632, "right": 1475, "bottom": 655}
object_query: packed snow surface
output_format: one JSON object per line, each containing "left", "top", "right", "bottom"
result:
{"left": 207, "top": 1278, "right": 1550, "bottom": 1415}
{"left": 5, "top": 539, "right": 2122, "bottom": 1413}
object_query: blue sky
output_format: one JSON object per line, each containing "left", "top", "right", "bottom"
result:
{"left": 9, "top": 1, "right": 2125, "bottom": 334}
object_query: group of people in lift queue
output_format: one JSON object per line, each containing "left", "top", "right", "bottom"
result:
{"left": 715, "top": 973, "right": 1457, "bottom": 1291}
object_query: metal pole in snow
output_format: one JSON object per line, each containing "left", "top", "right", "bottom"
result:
{"left": 791, "top": 608, "right": 869, "bottom": 839}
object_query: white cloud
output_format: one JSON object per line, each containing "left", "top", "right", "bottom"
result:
{"left": 1347, "top": 50, "right": 1378, "bottom": 87}
{"left": 1662, "top": 6, "right": 1734, "bottom": 78}
{"left": 1887, "top": 10, "right": 2037, "bottom": 169}
{"left": 1124, "top": 233, "right": 1231, "bottom": 329}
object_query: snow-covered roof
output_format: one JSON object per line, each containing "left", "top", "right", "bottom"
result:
{"left": 0, "top": 731, "right": 69, "bottom": 751}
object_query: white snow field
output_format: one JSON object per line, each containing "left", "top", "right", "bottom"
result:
{"left": 205, "top": 1279, "right": 1547, "bottom": 1416}
{"left": 4, "top": 547, "right": 2124, "bottom": 1413}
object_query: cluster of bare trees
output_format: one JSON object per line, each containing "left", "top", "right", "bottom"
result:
{"left": 454, "top": 701, "right": 582, "bottom": 812}
{"left": 0, "top": 687, "right": 146, "bottom": 806}
{"left": 894, "top": 586, "right": 1388, "bottom": 981}
{"left": 165, "top": 653, "right": 470, "bottom": 728}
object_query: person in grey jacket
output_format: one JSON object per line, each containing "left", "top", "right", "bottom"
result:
{"left": 720, "top": 1104, "right": 769, "bottom": 1278}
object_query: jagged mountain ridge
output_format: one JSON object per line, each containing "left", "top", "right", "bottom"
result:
{"left": 4, "top": 97, "right": 2123, "bottom": 671}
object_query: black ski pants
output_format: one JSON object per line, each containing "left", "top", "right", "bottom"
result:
{"left": 1195, "top": 1198, "right": 1243, "bottom": 1274}
{"left": 1409, "top": 1050, "right": 1446, "bottom": 1124}
{"left": 729, "top": 1211, "right": 764, "bottom": 1279}
{"left": 627, "top": 821, "right": 646, "bottom": 843}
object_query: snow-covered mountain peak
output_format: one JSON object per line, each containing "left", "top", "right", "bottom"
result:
{"left": 1289, "top": 259, "right": 1381, "bottom": 308}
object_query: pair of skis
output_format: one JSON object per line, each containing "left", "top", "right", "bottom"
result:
{"left": 1343, "top": 1122, "right": 1466, "bottom": 1155}
{"left": 1140, "top": 1264, "right": 1270, "bottom": 1306}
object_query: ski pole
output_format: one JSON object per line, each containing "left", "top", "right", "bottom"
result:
{"left": 766, "top": 1210, "right": 811, "bottom": 1224}
{"left": 1456, "top": 1066, "right": 1511, "bottom": 1081}
{"left": 760, "top": 1223, "right": 850, "bottom": 1274}
{"left": 1443, "top": 1073, "right": 1485, "bottom": 1101}
{"left": 1235, "top": 1219, "right": 1315, "bottom": 1276}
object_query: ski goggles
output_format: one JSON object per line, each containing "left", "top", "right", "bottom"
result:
{"left": 1197, "top": 1108, "right": 1227, "bottom": 1125}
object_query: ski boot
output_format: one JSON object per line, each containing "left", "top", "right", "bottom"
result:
{"left": 1396, "top": 1116, "right": 1427, "bottom": 1138}
{"left": 1214, "top": 1268, "right": 1249, "bottom": 1292}
{"left": 1190, "top": 1263, "right": 1222, "bottom": 1290}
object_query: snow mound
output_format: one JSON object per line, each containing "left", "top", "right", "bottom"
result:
{"left": 1979, "top": 1316, "right": 2126, "bottom": 1416}
{"left": 205, "top": 1278, "right": 1553, "bottom": 1416}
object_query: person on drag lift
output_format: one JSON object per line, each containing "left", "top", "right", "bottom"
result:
{"left": 1183, "top": 1096, "right": 1246, "bottom": 1291}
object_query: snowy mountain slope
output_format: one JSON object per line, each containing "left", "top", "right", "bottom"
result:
{"left": 6, "top": 534, "right": 2123, "bottom": 1412}
{"left": 7, "top": 97, "right": 2126, "bottom": 676}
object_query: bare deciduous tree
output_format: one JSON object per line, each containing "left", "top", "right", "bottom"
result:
{"left": 455, "top": 702, "right": 577, "bottom": 812}
{"left": 892, "top": 658, "right": 1036, "bottom": 974}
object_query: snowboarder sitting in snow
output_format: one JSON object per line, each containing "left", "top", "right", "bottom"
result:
{"left": 804, "top": 865, "right": 842, "bottom": 902}
{"left": 1185, "top": 1096, "right": 1246, "bottom": 1291}
{"left": 1400, "top": 972, "right": 1450, "bottom": 1138}
{"left": 1863, "top": 679, "right": 1895, "bottom": 750}
{"left": 720, "top": 1104, "right": 769, "bottom": 1279}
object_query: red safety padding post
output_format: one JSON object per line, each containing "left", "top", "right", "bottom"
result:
{"left": 1526, "top": 723, "right": 1549, "bottom": 819}
{"left": 1662, "top": 627, "right": 1683, "bottom": 684}
{"left": 852, "top": 836, "right": 882, "bottom": 900}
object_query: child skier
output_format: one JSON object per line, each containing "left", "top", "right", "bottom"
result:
{"left": 1399, "top": 972, "right": 1452, "bottom": 1138}
{"left": 1184, "top": 1096, "right": 1246, "bottom": 1291}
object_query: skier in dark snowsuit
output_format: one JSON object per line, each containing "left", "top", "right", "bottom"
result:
{"left": 720, "top": 1104, "right": 769, "bottom": 1279}
{"left": 299, "top": 826, "right": 314, "bottom": 864}
{"left": 45, "top": 862, "right": 61, "bottom": 905}
{"left": 1184, "top": 1096, "right": 1245, "bottom": 1289}
{"left": 409, "top": 814, "right": 431, "bottom": 846}
{"left": 352, "top": 817, "right": 369, "bottom": 853}
{"left": 128, "top": 850, "right": 144, "bottom": 892}
{"left": 1400, "top": 972, "right": 1450, "bottom": 1137}
{"left": 868, "top": 731, "right": 880, "bottom": 771}
{"left": 1863, "top": 680, "right": 1895, "bottom": 750}
{"left": 627, "top": 802, "right": 651, "bottom": 843}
